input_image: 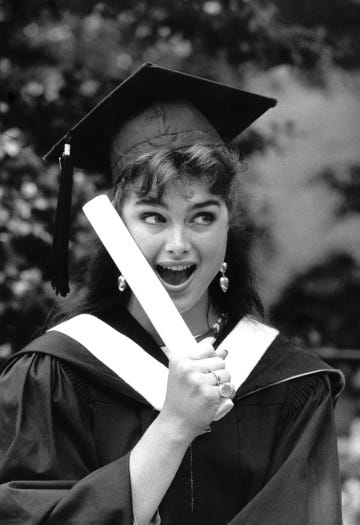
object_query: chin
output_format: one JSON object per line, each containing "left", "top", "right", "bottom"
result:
{"left": 170, "top": 290, "right": 208, "bottom": 318}
{"left": 171, "top": 299, "right": 192, "bottom": 315}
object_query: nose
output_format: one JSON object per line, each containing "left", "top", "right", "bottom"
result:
{"left": 165, "top": 225, "right": 190, "bottom": 256}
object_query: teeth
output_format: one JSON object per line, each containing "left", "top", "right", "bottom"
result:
{"left": 160, "top": 264, "right": 193, "bottom": 271}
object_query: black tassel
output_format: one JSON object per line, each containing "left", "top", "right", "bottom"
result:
{"left": 51, "top": 142, "right": 73, "bottom": 296}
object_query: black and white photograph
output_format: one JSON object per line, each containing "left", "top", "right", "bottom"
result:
{"left": 1, "top": 1, "right": 360, "bottom": 523}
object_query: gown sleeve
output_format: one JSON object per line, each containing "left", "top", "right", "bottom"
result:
{"left": 0, "top": 353, "right": 134, "bottom": 525}
{"left": 229, "top": 374, "right": 342, "bottom": 525}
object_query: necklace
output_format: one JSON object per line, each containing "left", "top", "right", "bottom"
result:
{"left": 193, "top": 313, "right": 227, "bottom": 343}
{"left": 160, "top": 313, "right": 227, "bottom": 358}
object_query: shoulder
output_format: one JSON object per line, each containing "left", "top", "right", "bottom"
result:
{"left": 1, "top": 332, "right": 93, "bottom": 414}
{"left": 233, "top": 321, "right": 344, "bottom": 402}
{"left": 1, "top": 331, "right": 67, "bottom": 372}
{"left": 1, "top": 318, "right": 152, "bottom": 407}
{"left": 0, "top": 339, "right": 78, "bottom": 404}
{"left": 4, "top": 315, "right": 113, "bottom": 375}
{"left": 268, "top": 333, "right": 345, "bottom": 400}
{"left": 235, "top": 373, "right": 331, "bottom": 419}
{"left": 283, "top": 372, "right": 332, "bottom": 413}
{"left": 1, "top": 329, "right": 81, "bottom": 374}
{"left": 1, "top": 326, "right": 106, "bottom": 392}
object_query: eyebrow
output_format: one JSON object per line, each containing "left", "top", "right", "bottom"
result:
{"left": 190, "top": 199, "right": 221, "bottom": 210}
{"left": 135, "top": 196, "right": 168, "bottom": 208}
{"left": 135, "top": 197, "right": 221, "bottom": 210}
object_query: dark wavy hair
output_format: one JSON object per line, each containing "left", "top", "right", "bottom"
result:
{"left": 45, "top": 144, "right": 263, "bottom": 330}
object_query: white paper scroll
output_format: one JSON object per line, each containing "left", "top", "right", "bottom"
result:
{"left": 82, "top": 195, "right": 233, "bottom": 419}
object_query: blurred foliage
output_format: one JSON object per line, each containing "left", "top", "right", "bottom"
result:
{"left": 312, "top": 163, "right": 360, "bottom": 218}
{"left": 1, "top": 0, "right": 360, "bottom": 356}
{"left": 1, "top": 3, "right": 360, "bottom": 517}
{"left": 269, "top": 252, "right": 360, "bottom": 348}
{"left": 0, "top": 136, "right": 102, "bottom": 352}
{"left": 270, "top": 159, "right": 360, "bottom": 349}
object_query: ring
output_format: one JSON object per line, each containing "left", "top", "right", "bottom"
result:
{"left": 210, "top": 370, "right": 221, "bottom": 386}
{"left": 218, "top": 382, "right": 236, "bottom": 399}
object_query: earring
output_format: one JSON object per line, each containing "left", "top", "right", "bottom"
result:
{"left": 219, "top": 262, "right": 229, "bottom": 293}
{"left": 117, "top": 274, "right": 127, "bottom": 292}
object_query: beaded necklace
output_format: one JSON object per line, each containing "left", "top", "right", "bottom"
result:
{"left": 193, "top": 313, "right": 227, "bottom": 344}
{"left": 160, "top": 313, "right": 227, "bottom": 358}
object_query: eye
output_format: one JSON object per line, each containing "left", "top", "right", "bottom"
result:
{"left": 192, "top": 212, "right": 216, "bottom": 225}
{"left": 141, "top": 213, "right": 166, "bottom": 224}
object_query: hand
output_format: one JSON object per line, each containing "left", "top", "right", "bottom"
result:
{"left": 160, "top": 342, "right": 231, "bottom": 439}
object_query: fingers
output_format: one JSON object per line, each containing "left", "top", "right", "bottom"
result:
{"left": 190, "top": 346, "right": 228, "bottom": 373}
{"left": 168, "top": 341, "right": 230, "bottom": 394}
{"left": 192, "top": 341, "right": 216, "bottom": 359}
{"left": 215, "top": 348, "right": 228, "bottom": 360}
{"left": 188, "top": 342, "right": 229, "bottom": 361}
{"left": 169, "top": 342, "right": 229, "bottom": 377}
{"left": 218, "top": 382, "right": 236, "bottom": 400}
{"left": 207, "top": 368, "right": 231, "bottom": 386}
{"left": 194, "top": 356, "right": 226, "bottom": 373}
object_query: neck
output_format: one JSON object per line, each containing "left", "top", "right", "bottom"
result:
{"left": 127, "top": 292, "right": 218, "bottom": 345}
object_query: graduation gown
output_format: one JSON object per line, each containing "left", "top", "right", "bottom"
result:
{"left": 0, "top": 312, "right": 344, "bottom": 524}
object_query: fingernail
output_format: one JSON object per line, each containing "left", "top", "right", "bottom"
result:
{"left": 223, "top": 349, "right": 228, "bottom": 358}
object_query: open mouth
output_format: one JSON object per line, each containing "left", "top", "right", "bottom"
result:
{"left": 155, "top": 264, "right": 197, "bottom": 286}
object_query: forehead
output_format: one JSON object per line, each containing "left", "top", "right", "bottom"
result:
{"left": 129, "top": 175, "right": 224, "bottom": 204}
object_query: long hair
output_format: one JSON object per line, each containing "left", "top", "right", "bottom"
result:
{"left": 44, "top": 144, "right": 263, "bottom": 330}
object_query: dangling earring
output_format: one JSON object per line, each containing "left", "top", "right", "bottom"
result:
{"left": 219, "top": 262, "right": 229, "bottom": 293}
{"left": 117, "top": 274, "right": 127, "bottom": 292}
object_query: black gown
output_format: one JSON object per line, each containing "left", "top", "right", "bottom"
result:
{"left": 0, "top": 312, "right": 344, "bottom": 524}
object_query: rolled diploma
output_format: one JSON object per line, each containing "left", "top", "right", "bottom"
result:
{"left": 83, "top": 195, "right": 233, "bottom": 420}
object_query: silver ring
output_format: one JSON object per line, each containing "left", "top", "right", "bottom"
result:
{"left": 218, "top": 382, "right": 235, "bottom": 399}
{"left": 210, "top": 370, "right": 221, "bottom": 386}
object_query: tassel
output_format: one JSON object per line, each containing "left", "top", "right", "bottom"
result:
{"left": 51, "top": 142, "right": 73, "bottom": 296}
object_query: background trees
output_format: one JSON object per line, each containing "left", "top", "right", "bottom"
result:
{"left": 1, "top": 1, "right": 360, "bottom": 520}
{"left": 1, "top": 0, "right": 359, "bottom": 354}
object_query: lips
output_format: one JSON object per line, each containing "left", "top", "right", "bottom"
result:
{"left": 155, "top": 264, "right": 197, "bottom": 286}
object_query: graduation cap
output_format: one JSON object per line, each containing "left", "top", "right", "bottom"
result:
{"left": 44, "top": 62, "right": 277, "bottom": 296}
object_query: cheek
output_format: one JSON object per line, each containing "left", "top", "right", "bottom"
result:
{"left": 201, "top": 225, "right": 228, "bottom": 266}
{"left": 129, "top": 227, "right": 162, "bottom": 260}
{"left": 208, "top": 241, "right": 227, "bottom": 268}
{"left": 213, "top": 218, "right": 229, "bottom": 251}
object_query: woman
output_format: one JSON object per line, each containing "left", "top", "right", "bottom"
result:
{"left": 0, "top": 64, "right": 344, "bottom": 524}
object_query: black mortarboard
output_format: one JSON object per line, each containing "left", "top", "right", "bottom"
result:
{"left": 44, "top": 62, "right": 277, "bottom": 296}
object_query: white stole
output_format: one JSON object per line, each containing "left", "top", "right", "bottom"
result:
{"left": 50, "top": 314, "right": 278, "bottom": 419}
